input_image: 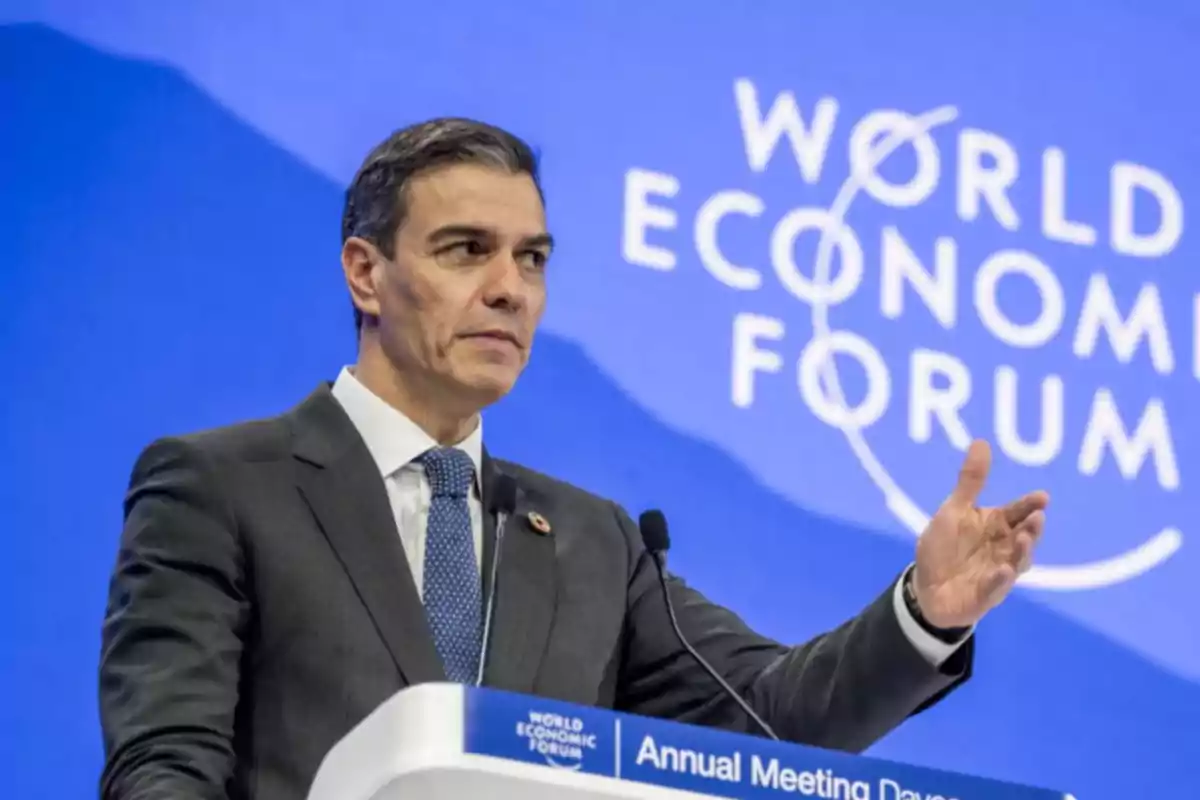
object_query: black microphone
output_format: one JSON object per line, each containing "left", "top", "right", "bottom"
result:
{"left": 477, "top": 474, "right": 519, "bottom": 685}
{"left": 638, "top": 509, "right": 780, "bottom": 741}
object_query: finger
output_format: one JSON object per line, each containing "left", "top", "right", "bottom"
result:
{"left": 1003, "top": 490, "right": 1050, "bottom": 527}
{"left": 980, "top": 562, "right": 1017, "bottom": 609}
{"left": 1012, "top": 531, "right": 1035, "bottom": 574}
{"left": 1011, "top": 509, "right": 1045, "bottom": 542}
{"left": 950, "top": 440, "right": 992, "bottom": 508}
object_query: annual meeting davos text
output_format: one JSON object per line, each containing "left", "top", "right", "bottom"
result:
{"left": 635, "top": 734, "right": 959, "bottom": 800}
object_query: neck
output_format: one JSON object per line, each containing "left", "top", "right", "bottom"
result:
{"left": 353, "top": 338, "right": 479, "bottom": 445}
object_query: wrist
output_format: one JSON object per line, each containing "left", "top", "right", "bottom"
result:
{"left": 903, "top": 566, "right": 970, "bottom": 643}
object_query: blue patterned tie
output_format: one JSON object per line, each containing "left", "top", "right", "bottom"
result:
{"left": 418, "top": 447, "right": 481, "bottom": 683}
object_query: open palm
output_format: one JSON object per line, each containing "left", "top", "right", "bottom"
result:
{"left": 913, "top": 440, "right": 1049, "bottom": 630}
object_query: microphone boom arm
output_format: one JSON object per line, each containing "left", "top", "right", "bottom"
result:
{"left": 647, "top": 549, "right": 780, "bottom": 741}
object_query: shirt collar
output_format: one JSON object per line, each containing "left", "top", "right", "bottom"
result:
{"left": 330, "top": 366, "right": 483, "bottom": 491}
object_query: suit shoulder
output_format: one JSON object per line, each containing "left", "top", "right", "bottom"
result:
{"left": 138, "top": 410, "right": 292, "bottom": 468}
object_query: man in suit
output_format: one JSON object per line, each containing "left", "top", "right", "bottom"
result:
{"left": 99, "top": 118, "right": 1049, "bottom": 800}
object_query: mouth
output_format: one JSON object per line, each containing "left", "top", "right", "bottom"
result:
{"left": 462, "top": 330, "right": 523, "bottom": 349}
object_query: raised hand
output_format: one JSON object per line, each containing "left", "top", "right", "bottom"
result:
{"left": 912, "top": 440, "right": 1049, "bottom": 629}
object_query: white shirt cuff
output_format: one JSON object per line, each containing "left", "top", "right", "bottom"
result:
{"left": 892, "top": 567, "right": 972, "bottom": 666}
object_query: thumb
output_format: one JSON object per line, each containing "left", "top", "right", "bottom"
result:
{"left": 950, "top": 439, "right": 991, "bottom": 508}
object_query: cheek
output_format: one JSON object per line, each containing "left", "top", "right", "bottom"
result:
{"left": 527, "top": 290, "right": 547, "bottom": 329}
{"left": 419, "top": 293, "right": 476, "bottom": 358}
{"left": 387, "top": 269, "right": 440, "bottom": 326}
{"left": 375, "top": 274, "right": 438, "bottom": 359}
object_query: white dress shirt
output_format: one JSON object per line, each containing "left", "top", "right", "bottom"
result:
{"left": 331, "top": 367, "right": 483, "bottom": 599}
{"left": 892, "top": 570, "right": 970, "bottom": 666}
{"left": 330, "top": 366, "right": 966, "bottom": 665}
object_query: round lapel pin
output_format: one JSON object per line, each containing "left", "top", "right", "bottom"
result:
{"left": 527, "top": 511, "right": 552, "bottom": 535}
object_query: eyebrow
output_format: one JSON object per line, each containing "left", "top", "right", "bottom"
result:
{"left": 427, "top": 225, "right": 554, "bottom": 251}
{"left": 522, "top": 233, "right": 555, "bottom": 251}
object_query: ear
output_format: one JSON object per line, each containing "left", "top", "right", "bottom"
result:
{"left": 341, "top": 237, "right": 383, "bottom": 321}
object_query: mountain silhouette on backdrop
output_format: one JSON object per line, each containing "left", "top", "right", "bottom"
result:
{"left": 1, "top": 23, "right": 1196, "bottom": 800}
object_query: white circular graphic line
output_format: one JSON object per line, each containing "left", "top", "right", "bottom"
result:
{"left": 806, "top": 104, "right": 1181, "bottom": 592}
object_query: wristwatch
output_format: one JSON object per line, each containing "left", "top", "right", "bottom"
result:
{"left": 902, "top": 566, "right": 970, "bottom": 643}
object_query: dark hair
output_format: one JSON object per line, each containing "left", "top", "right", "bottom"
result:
{"left": 341, "top": 117, "right": 543, "bottom": 331}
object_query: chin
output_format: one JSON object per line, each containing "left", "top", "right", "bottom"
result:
{"left": 457, "top": 368, "right": 520, "bottom": 406}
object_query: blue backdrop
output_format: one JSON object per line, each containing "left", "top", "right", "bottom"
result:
{"left": 2, "top": 2, "right": 1198, "bottom": 797}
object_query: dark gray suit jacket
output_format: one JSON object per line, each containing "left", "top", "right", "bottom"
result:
{"left": 99, "top": 384, "right": 972, "bottom": 800}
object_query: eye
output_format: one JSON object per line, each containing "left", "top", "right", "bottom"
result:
{"left": 519, "top": 249, "right": 550, "bottom": 271}
{"left": 440, "top": 239, "right": 491, "bottom": 262}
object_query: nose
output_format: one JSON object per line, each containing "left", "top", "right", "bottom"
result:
{"left": 482, "top": 254, "right": 527, "bottom": 312}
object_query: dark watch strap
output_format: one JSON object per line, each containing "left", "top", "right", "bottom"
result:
{"left": 903, "top": 567, "right": 971, "bottom": 643}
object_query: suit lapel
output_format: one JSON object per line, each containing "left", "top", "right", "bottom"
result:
{"left": 481, "top": 459, "right": 498, "bottom": 618}
{"left": 291, "top": 385, "right": 444, "bottom": 686}
{"left": 482, "top": 455, "right": 558, "bottom": 693}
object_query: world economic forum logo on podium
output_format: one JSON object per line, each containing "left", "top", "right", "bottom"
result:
{"left": 515, "top": 709, "right": 600, "bottom": 771}
{"left": 621, "top": 77, "right": 1193, "bottom": 594}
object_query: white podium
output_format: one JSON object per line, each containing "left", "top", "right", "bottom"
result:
{"left": 308, "top": 684, "right": 1072, "bottom": 800}
{"left": 307, "top": 684, "right": 709, "bottom": 800}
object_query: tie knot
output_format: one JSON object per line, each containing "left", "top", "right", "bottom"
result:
{"left": 419, "top": 447, "right": 475, "bottom": 499}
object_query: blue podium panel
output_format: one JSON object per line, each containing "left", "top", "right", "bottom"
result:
{"left": 463, "top": 687, "right": 1072, "bottom": 800}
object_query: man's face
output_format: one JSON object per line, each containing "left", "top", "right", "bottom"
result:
{"left": 350, "top": 163, "right": 551, "bottom": 410}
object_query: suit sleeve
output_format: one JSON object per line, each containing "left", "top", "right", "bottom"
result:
{"left": 612, "top": 504, "right": 972, "bottom": 754}
{"left": 99, "top": 438, "right": 248, "bottom": 800}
